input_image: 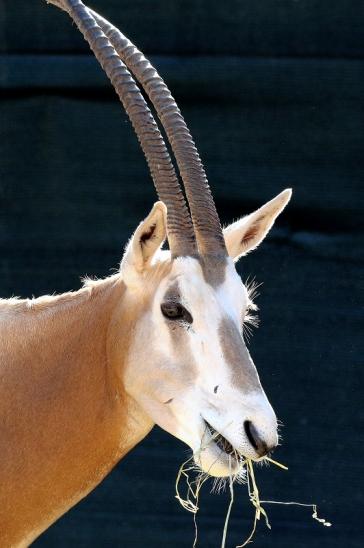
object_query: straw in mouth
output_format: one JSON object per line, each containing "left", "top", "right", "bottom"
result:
{"left": 203, "top": 419, "right": 237, "bottom": 459}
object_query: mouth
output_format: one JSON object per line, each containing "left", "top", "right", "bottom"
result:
{"left": 195, "top": 418, "right": 271, "bottom": 477}
{"left": 203, "top": 419, "right": 240, "bottom": 462}
{"left": 193, "top": 419, "right": 243, "bottom": 477}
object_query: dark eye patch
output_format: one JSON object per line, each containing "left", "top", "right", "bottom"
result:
{"left": 161, "top": 301, "right": 193, "bottom": 324}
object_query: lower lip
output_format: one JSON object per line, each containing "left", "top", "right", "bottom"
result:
{"left": 200, "top": 442, "right": 243, "bottom": 477}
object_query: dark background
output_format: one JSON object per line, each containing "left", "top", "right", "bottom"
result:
{"left": 0, "top": 1, "right": 363, "bottom": 546}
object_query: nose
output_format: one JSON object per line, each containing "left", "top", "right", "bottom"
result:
{"left": 244, "top": 420, "right": 276, "bottom": 457}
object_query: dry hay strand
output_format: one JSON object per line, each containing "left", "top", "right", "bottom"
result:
{"left": 175, "top": 440, "right": 331, "bottom": 548}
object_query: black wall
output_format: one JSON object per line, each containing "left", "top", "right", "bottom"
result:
{"left": 0, "top": 1, "right": 363, "bottom": 547}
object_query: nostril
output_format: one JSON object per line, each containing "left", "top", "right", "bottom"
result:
{"left": 244, "top": 420, "right": 258, "bottom": 450}
{"left": 244, "top": 420, "right": 269, "bottom": 457}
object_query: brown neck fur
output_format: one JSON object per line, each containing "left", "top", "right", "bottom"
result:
{"left": 0, "top": 276, "right": 153, "bottom": 547}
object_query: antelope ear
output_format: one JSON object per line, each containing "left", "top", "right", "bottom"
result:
{"left": 121, "top": 201, "right": 167, "bottom": 282}
{"left": 223, "top": 189, "right": 292, "bottom": 262}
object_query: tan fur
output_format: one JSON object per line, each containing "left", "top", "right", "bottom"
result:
{"left": 0, "top": 274, "right": 158, "bottom": 547}
{"left": 218, "top": 316, "right": 261, "bottom": 390}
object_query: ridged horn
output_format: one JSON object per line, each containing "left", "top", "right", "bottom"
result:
{"left": 83, "top": 3, "right": 228, "bottom": 259}
{"left": 46, "top": 0, "right": 197, "bottom": 257}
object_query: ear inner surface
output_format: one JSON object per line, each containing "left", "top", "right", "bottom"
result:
{"left": 132, "top": 203, "right": 167, "bottom": 270}
{"left": 224, "top": 189, "right": 292, "bottom": 261}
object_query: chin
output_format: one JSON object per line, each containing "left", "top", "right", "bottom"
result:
{"left": 194, "top": 444, "right": 243, "bottom": 477}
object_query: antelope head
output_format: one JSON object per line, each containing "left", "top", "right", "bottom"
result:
{"left": 48, "top": 0, "right": 291, "bottom": 477}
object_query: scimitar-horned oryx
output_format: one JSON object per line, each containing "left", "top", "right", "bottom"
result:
{"left": 0, "top": 0, "right": 292, "bottom": 545}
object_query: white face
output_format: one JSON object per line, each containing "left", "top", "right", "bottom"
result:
{"left": 124, "top": 256, "right": 278, "bottom": 477}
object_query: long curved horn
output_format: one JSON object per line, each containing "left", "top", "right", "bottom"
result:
{"left": 46, "top": 0, "right": 196, "bottom": 257}
{"left": 84, "top": 4, "right": 228, "bottom": 259}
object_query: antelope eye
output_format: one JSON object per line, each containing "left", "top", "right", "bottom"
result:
{"left": 161, "top": 302, "right": 193, "bottom": 324}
